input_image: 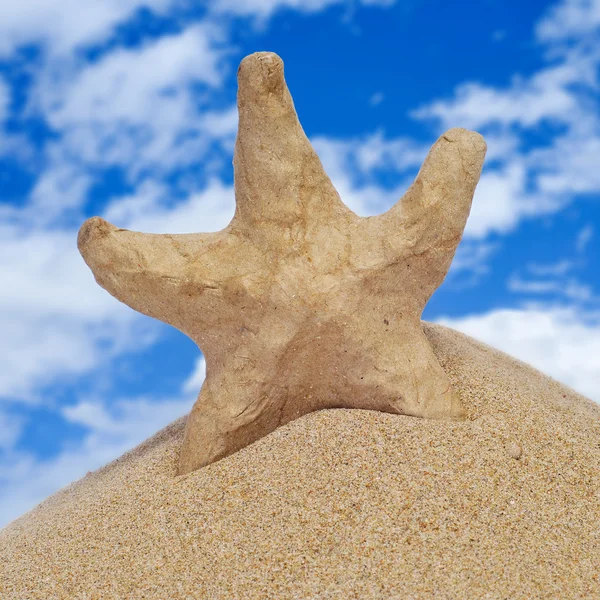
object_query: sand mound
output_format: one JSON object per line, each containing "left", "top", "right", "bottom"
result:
{"left": 2, "top": 323, "right": 600, "bottom": 599}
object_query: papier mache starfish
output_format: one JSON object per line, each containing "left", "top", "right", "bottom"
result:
{"left": 78, "top": 51, "right": 487, "bottom": 475}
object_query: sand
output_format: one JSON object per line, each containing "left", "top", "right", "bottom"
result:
{"left": 1, "top": 322, "right": 600, "bottom": 599}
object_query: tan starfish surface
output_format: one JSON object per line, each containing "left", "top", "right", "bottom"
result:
{"left": 78, "top": 51, "right": 487, "bottom": 475}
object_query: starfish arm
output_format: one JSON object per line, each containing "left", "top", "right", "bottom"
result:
{"left": 395, "top": 128, "right": 486, "bottom": 243}
{"left": 326, "top": 310, "right": 466, "bottom": 420}
{"left": 370, "top": 323, "right": 466, "bottom": 420}
{"left": 77, "top": 217, "right": 241, "bottom": 335}
{"left": 178, "top": 352, "right": 290, "bottom": 474}
{"left": 231, "top": 52, "right": 351, "bottom": 230}
{"left": 367, "top": 128, "right": 486, "bottom": 305}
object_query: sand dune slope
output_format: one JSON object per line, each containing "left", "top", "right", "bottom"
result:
{"left": 2, "top": 323, "right": 600, "bottom": 599}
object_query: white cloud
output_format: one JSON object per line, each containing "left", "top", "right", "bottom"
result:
{"left": 437, "top": 307, "right": 600, "bottom": 403}
{"left": 508, "top": 224, "right": 597, "bottom": 304}
{"left": 442, "top": 241, "right": 499, "bottom": 291}
{"left": 34, "top": 24, "right": 231, "bottom": 181}
{"left": 465, "top": 162, "right": 540, "bottom": 238}
{"left": 411, "top": 60, "right": 585, "bottom": 131}
{"left": 62, "top": 395, "right": 192, "bottom": 436}
{"left": 103, "top": 177, "right": 236, "bottom": 233}
{"left": 351, "top": 131, "right": 427, "bottom": 174}
{"left": 532, "top": 134, "right": 600, "bottom": 195}
{"left": 26, "top": 163, "right": 92, "bottom": 225}
{"left": 576, "top": 224, "right": 594, "bottom": 253}
{"left": 0, "top": 0, "right": 399, "bottom": 58}
{"left": 211, "top": 0, "right": 339, "bottom": 18}
{"left": 527, "top": 259, "right": 575, "bottom": 277}
{"left": 478, "top": 130, "right": 521, "bottom": 163}
{"left": 0, "top": 79, "right": 8, "bottom": 124}
{"left": 198, "top": 104, "right": 239, "bottom": 141}
{"left": 0, "top": 0, "right": 180, "bottom": 57}
{"left": 507, "top": 275, "right": 593, "bottom": 302}
{"left": 42, "top": 24, "right": 225, "bottom": 124}
{"left": 182, "top": 355, "right": 206, "bottom": 395}
{"left": 210, "top": 0, "right": 396, "bottom": 20}
{"left": 360, "top": 0, "right": 396, "bottom": 5}
{"left": 536, "top": 0, "right": 600, "bottom": 42}
{"left": 0, "top": 225, "right": 159, "bottom": 401}
{"left": 449, "top": 241, "right": 498, "bottom": 277}
{"left": 0, "top": 79, "right": 12, "bottom": 155}
{"left": 0, "top": 228, "right": 119, "bottom": 320}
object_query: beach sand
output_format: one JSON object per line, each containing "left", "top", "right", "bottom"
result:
{"left": 1, "top": 322, "right": 599, "bottom": 599}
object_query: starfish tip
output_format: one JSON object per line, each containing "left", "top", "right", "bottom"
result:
{"left": 442, "top": 127, "right": 487, "bottom": 154}
{"left": 237, "top": 51, "right": 285, "bottom": 94}
{"left": 77, "top": 216, "right": 115, "bottom": 255}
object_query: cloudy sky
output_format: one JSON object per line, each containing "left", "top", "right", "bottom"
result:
{"left": 1, "top": 0, "right": 599, "bottom": 528}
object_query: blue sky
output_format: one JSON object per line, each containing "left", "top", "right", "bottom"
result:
{"left": 1, "top": 0, "right": 600, "bottom": 527}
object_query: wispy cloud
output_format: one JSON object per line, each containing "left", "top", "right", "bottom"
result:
{"left": 507, "top": 275, "right": 594, "bottom": 302}
{"left": 103, "top": 177, "right": 236, "bottom": 233}
{"left": 507, "top": 224, "right": 597, "bottom": 306}
{"left": 33, "top": 24, "right": 232, "bottom": 184}
{"left": 0, "top": 0, "right": 181, "bottom": 57}
{"left": 0, "top": 226, "right": 160, "bottom": 402}
{"left": 526, "top": 259, "right": 575, "bottom": 277}
{"left": 576, "top": 224, "right": 594, "bottom": 253}
{"left": 182, "top": 356, "right": 207, "bottom": 395}
{"left": 0, "top": 78, "right": 8, "bottom": 123}
{"left": 209, "top": 0, "right": 397, "bottom": 21}
{"left": 448, "top": 241, "right": 498, "bottom": 278}
{"left": 369, "top": 91, "right": 385, "bottom": 106}
{"left": 536, "top": 0, "right": 600, "bottom": 41}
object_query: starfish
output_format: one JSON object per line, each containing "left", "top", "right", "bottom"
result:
{"left": 78, "top": 51, "right": 486, "bottom": 475}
